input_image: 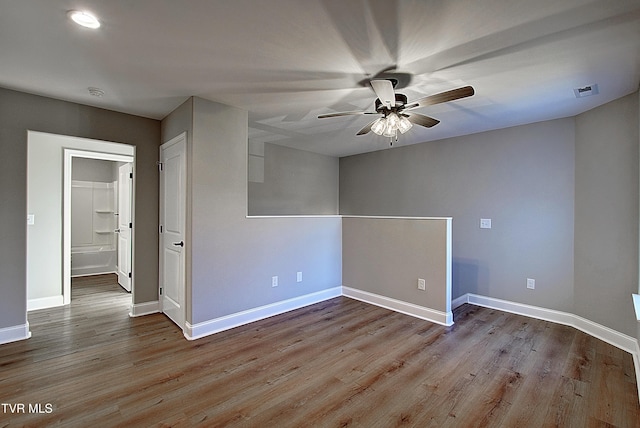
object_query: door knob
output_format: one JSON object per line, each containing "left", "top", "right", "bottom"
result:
{"left": 173, "top": 241, "right": 184, "bottom": 247}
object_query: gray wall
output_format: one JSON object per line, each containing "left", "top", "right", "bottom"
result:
{"left": 72, "top": 158, "right": 117, "bottom": 183}
{"left": 341, "top": 118, "right": 575, "bottom": 314}
{"left": 0, "top": 87, "right": 160, "bottom": 333}
{"left": 574, "top": 92, "right": 639, "bottom": 335}
{"left": 341, "top": 94, "right": 640, "bottom": 337}
{"left": 162, "top": 97, "right": 342, "bottom": 325}
{"left": 248, "top": 142, "right": 339, "bottom": 215}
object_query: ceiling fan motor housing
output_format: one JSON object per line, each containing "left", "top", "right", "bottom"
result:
{"left": 375, "top": 93, "right": 408, "bottom": 115}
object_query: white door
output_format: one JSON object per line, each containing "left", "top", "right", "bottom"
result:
{"left": 117, "top": 163, "right": 133, "bottom": 291}
{"left": 160, "top": 134, "right": 186, "bottom": 330}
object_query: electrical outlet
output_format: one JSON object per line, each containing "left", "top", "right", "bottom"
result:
{"left": 527, "top": 278, "right": 535, "bottom": 290}
{"left": 272, "top": 276, "right": 278, "bottom": 287}
{"left": 296, "top": 272, "right": 303, "bottom": 283}
{"left": 418, "top": 278, "right": 426, "bottom": 290}
{"left": 480, "top": 218, "right": 492, "bottom": 229}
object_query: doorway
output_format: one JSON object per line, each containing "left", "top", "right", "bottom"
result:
{"left": 64, "top": 150, "right": 134, "bottom": 303}
{"left": 70, "top": 158, "right": 133, "bottom": 292}
{"left": 26, "top": 131, "right": 135, "bottom": 312}
{"left": 159, "top": 133, "right": 186, "bottom": 330}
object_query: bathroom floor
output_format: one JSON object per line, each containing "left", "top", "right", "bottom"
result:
{"left": 71, "top": 273, "right": 130, "bottom": 305}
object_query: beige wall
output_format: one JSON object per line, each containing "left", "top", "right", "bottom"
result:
{"left": 342, "top": 217, "right": 451, "bottom": 314}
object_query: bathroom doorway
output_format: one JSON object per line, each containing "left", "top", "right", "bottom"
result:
{"left": 26, "top": 131, "right": 135, "bottom": 311}
{"left": 64, "top": 149, "right": 134, "bottom": 302}
{"left": 70, "top": 157, "right": 133, "bottom": 292}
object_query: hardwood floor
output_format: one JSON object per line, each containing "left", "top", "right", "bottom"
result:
{"left": 1, "top": 274, "right": 638, "bottom": 427}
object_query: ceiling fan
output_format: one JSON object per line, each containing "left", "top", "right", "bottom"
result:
{"left": 318, "top": 79, "right": 475, "bottom": 144}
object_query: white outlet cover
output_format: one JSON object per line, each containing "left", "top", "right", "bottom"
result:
{"left": 527, "top": 278, "right": 535, "bottom": 289}
{"left": 418, "top": 278, "right": 426, "bottom": 290}
{"left": 480, "top": 218, "right": 492, "bottom": 229}
{"left": 296, "top": 272, "right": 302, "bottom": 282}
{"left": 272, "top": 276, "right": 278, "bottom": 287}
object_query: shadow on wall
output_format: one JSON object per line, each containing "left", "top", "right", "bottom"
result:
{"left": 453, "top": 258, "right": 490, "bottom": 298}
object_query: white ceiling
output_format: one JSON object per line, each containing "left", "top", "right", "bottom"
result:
{"left": 1, "top": 0, "right": 639, "bottom": 157}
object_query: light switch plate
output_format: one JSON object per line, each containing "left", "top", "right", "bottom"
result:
{"left": 27, "top": 214, "right": 35, "bottom": 225}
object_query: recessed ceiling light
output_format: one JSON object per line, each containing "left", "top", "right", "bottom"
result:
{"left": 88, "top": 87, "right": 105, "bottom": 97}
{"left": 68, "top": 10, "right": 101, "bottom": 29}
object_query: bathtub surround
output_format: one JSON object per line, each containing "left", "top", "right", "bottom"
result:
{"left": 70, "top": 180, "right": 117, "bottom": 277}
{"left": 70, "top": 158, "right": 134, "bottom": 280}
{"left": 71, "top": 246, "right": 117, "bottom": 278}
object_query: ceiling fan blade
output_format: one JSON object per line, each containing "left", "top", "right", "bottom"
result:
{"left": 318, "top": 111, "right": 375, "bottom": 119}
{"left": 405, "top": 112, "right": 440, "bottom": 128}
{"left": 405, "top": 86, "right": 475, "bottom": 110}
{"left": 370, "top": 79, "right": 396, "bottom": 108}
{"left": 356, "top": 119, "right": 379, "bottom": 135}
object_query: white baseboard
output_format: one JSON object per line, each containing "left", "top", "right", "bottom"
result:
{"left": 0, "top": 323, "right": 31, "bottom": 345}
{"left": 454, "top": 292, "right": 640, "bottom": 404}
{"left": 129, "top": 300, "right": 160, "bottom": 317}
{"left": 633, "top": 341, "right": 640, "bottom": 403}
{"left": 27, "top": 295, "right": 64, "bottom": 311}
{"left": 184, "top": 287, "right": 343, "bottom": 340}
{"left": 451, "top": 294, "right": 469, "bottom": 310}
{"left": 458, "top": 293, "right": 638, "bottom": 354}
{"left": 342, "top": 286, "right": 454, "bottom": 326}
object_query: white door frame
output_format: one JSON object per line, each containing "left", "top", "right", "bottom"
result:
{"left": 159, "top": 132, "right": 187, "bottom": 330}
{"left": 63, "top": 149, "right": 135, "bottom": 305}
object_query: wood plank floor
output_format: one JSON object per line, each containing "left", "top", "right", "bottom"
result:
{"left": 1, "top": 274, "right": 638, "bottom": 427}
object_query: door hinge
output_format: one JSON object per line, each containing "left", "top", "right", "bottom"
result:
{"left": 129, "top": 222, "right": 133, "bottom": 228}
{"left": 128, "top": 272, "right": 132, "bottom": 278}
{"left": 157, "top": 161, "right": 164, "bottom": 172}
{"left": 129, "top": 172, "right": 133, "bottom": 179}
{"left": 160, "top": 225, "right": 163, "bottom": 233}
{"left": 159, "top": 287, "right": 163, "bottom": 295}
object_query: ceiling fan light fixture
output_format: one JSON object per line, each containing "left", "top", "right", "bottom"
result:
{"left": 397, "top": 116, "right": 413, "bottom": 134}
{"left": 386, "top": 112, "right": 400, "bottom": 129}
{"left": 371, "top": 117, "right": 386, "bottom": 135}
{"left": 383, "top": 123, "right": 397, "bottom": 138}
{"left": 318, "top": 79, "right": 474, "bottom": 143}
